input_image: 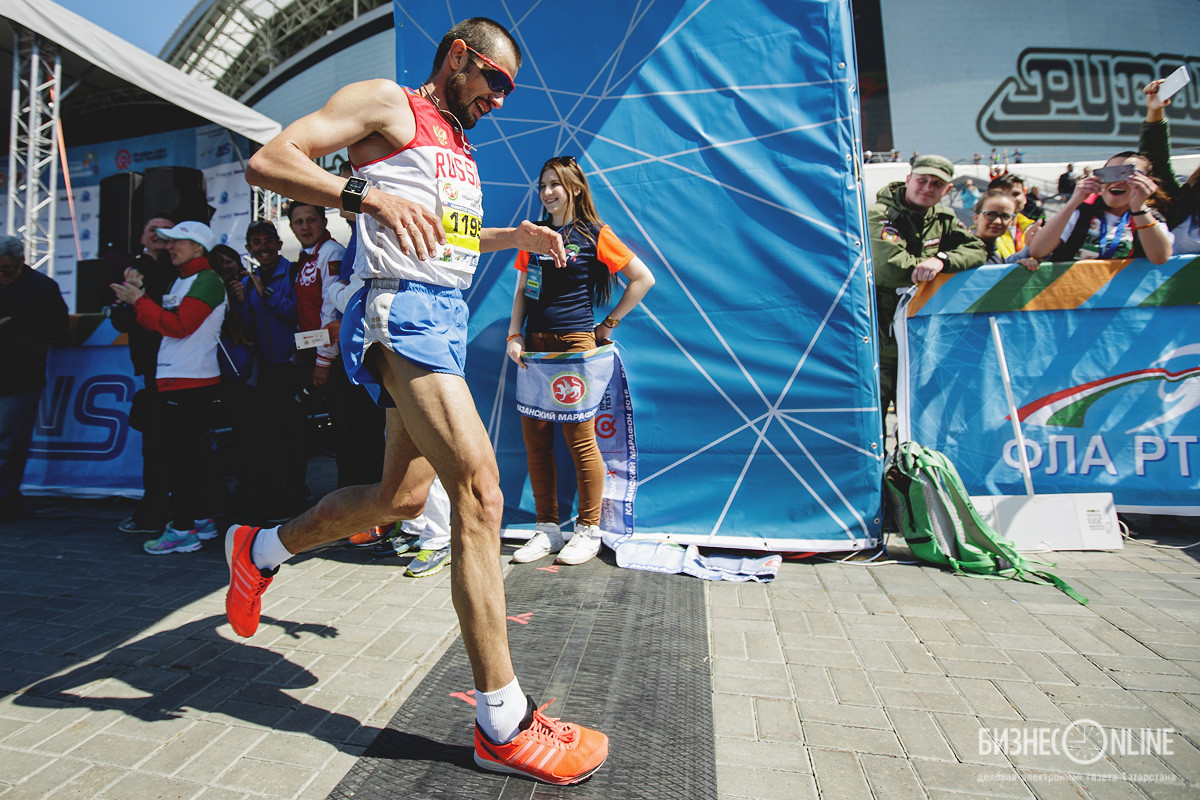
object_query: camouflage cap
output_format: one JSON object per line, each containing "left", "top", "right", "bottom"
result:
{"left": 911, "top": 154, "right": 955, "bottom": 182}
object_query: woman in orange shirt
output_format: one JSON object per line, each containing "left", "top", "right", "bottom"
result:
{"left": 505, "top": 156, "right": 655, "bottom": 566}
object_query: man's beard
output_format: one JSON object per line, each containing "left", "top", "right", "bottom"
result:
{"left": 443, "top": 71, "right": 478, "bottom": 130}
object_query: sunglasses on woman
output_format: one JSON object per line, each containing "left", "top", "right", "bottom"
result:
{"left": 464, "top": 45, "right": 515, "bottom": 97}
{"left": 978, "top": 210, "right": 1015, "bottom": 223}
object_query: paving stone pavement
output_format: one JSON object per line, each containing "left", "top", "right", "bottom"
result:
{"left": 1, "top": 473, "right": 1198, "bottom": 799}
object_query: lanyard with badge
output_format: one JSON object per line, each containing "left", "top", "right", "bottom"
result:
{"left": 524, "top": 254, "right": 543, "bottom": 300}
{"left": 523, "top": 223, "right": 570, "bottom": 301}
{"left": 1096, "top": 211, "right": 1130, "bottom": 258}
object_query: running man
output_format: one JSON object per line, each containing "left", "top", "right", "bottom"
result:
{"left": 230, "top": 17, "right": 608, "bottom": 786}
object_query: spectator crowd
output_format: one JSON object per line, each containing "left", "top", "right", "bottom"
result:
{"left": 868, "top": 79, "right": 1199, "bottom": 430}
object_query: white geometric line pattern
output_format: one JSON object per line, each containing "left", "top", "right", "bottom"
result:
{"left": 395, "top": 1, "right": 881, "bottom": 548}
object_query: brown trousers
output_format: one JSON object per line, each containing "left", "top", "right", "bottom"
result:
{"left": 521, "top": 331, "right": 605, "bottom": 526}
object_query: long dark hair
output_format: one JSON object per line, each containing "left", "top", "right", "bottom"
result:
{"left": 1100, "top": 152, "right": 1169, "bottom": 212}
{"left": 538, "top": 156, "right": 616, "bottom": 307}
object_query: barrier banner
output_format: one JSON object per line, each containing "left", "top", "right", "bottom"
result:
{"left": 21, "top": 345, "right": 142, "bottom": 498}
{"left": 597, "top": 350, "right": 637, "bottom": 541}
{"left": 897, "top": 256, "right": 1200, "bottom": 514}
{"left": 515, "top": 344, "right": 616, "bottom": 423}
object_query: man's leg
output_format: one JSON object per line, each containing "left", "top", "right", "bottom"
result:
{"left": 368, "top": 347, "right": 513, "bottom": 691}
{"left": 370, "top": 348, "right": 608, "bottom": 785}
{"left": 275, "top": 406, "right": 437, "bottom": 553}
{"left": 0, "top": 390, "right": 40, "bottom": 520}
{"left": 225, "top": 404, "right": 438, "bottom": 638}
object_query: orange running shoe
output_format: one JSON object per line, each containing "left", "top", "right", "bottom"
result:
{"left": 346, "top": 525, "right": 388, "bottom": 547}
{"left": 224, "top": 525, "right": 277, "bottom": 638}
{"left": 474, "top": 697, "right": 609, "bottom": 785}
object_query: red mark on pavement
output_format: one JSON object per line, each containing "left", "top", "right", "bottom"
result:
{"left": 450, "top": 690, "right": 477, "bottom": 706}
{"left": 537, "top": 565, "right": 561, "bottom": 573}
{"left": 507, "top": 612, "right": 533, "bottom": 625}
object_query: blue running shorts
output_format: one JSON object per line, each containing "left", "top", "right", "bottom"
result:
{"left": 341, "top": 278, "right": 468, "bottom": 407}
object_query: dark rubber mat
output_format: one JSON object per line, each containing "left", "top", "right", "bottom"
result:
{"left": 327, "top": 553, "right": 717, "bottom": 799}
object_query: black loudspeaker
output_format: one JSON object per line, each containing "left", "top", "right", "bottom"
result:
{"left": 99, "top": 172, "right": 143, "bottom": 255}
{"left": 143, "top": 166, "right": 211, "bottom": 224}
{"left": 75, "top": 257, "right": 129, "bottom": 314}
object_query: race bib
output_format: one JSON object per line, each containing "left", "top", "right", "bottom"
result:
{"left": 295, "top": 329, "right": 330, "bottom": 350}
{"left": 436, "top": 174, "right": 483, "bottom": 270}
{"left": 443, "top": 207, "right": 481, "bottom": 254}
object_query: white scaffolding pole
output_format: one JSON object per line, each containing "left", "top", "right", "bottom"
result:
{"left": 251, "top": 184, "right": 282, "bottom": 226}
{"left": 6, "top": 26, "right": 61, "bottom": 275}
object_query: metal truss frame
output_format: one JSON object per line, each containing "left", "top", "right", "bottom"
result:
{"left": 6, "top": 26, "right": 61, "bottom": 275}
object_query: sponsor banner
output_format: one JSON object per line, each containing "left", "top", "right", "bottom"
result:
{"left": 897, "top": 256, "right": 1200, "bottom": 514}
{"left": 597, "top": 349, "right": 637, "bottom": 540}
{"left": 880, "top": 0, "right": 1200, "bottom": 161}
{"left": 53, "top": 184, "right": 101, "bottom": 308}
{"left": 204, "top": 162, "right": 252, "bottom": 255}
{"left": 21, "top": 346, "right": 142, "bottom": 498}
{"left": 515, "top": 344, "right": 638, "bottom": 537}
{"left": 66, "top": 128, "right": 198, "bottom": 188}
{"left": 515, "top": 344, "right": 617, "bottom": 423}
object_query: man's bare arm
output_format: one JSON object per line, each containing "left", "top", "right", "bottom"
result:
{"left": 246, "top": 80, "right": 445, "bottom": 259}
{"left": 481, "top": 221, "right": 567, "bottom": 268}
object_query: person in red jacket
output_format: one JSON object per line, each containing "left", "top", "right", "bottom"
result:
{"left": 112, "top": 221, "right": 227, "bottom": 554}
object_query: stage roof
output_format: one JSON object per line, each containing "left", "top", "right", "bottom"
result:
{"left": 0, "top": 0, "right": 281, "bottom": 147}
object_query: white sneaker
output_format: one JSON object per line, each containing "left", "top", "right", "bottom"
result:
{"left": 512, "top": 522, "right": 564, "bottom": 563}
{"left": 557, "top": 524, "right": 602, "bottom": 565}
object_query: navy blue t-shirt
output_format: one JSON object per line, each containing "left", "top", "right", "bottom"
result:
{"left": 515, "top": 220, "right": 633, "bottom": 333}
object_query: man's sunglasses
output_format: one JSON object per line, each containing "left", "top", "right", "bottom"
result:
{"left": 465, "top": 45, "right": 515, "bottom": 97}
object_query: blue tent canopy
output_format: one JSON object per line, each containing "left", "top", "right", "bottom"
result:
{"left": 394, "top": 0, "right": 881, "bottom": 551}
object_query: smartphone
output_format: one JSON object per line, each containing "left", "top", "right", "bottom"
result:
{"left": 1093, "top": 163, "right": 1135, "bottom": 184}
{"left": 1158, "top": 65, "right": 1191, "bottom": 103}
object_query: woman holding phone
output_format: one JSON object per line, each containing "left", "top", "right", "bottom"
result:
{"left": 1139, "top": 77, "right": 1200, "bottom": 255}
{"left": 505, "top": 155, "right": 654, "bottom": 566}
{"left": 1029, "top": 152, "right": 1173, "bottom": 264}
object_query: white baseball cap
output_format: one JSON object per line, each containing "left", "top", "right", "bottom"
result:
{"left": 156, "top": 220, "right": 216, "bottom": 252}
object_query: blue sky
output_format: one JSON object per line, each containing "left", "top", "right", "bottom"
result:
{"left": 54, "top": 0, "right": 198, "bottom": 56}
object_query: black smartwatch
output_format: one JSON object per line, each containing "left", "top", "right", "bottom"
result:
{"left": 341, "top": 177, "right": 369, "bottom": 213}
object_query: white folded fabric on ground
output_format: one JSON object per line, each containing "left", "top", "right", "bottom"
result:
{"left": 611, "top": 539, "right": 782, "bottom": 583}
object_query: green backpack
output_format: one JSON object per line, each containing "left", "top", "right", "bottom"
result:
{"left": 884, "top": 441, "right": 1087, "bottom": 605}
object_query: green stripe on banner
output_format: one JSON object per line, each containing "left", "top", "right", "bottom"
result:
{"left": 965, "top": 262, "right": 1077, "bottom": 313}
{"left": 1139, "top": 256, "right": 1200, "bottom": 307}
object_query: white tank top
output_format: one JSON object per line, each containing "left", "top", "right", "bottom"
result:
{"left": 352, "top": 88, "right": 484, "bottom": 290}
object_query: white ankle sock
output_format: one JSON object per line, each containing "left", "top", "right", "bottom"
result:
{"left": 476, "top": 678, "right": 527, "bottom": 744}
{"left": 250, "top": 527, "right": 293, "bottom": 572}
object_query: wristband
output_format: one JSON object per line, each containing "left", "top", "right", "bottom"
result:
{"left": 1130, "top": 209, "right": 1151, "bottom": 216}
{"left": 1132, "top": 220, "right": 1157, "bottom": 231}
{"left": 506, "top": 333, "right": 523, "bottom": 342}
